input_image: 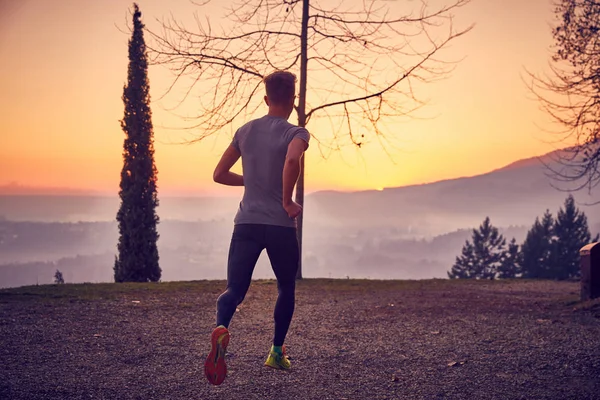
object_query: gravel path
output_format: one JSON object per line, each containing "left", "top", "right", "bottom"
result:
{"left": 1, "top": 279, "right": 599, "bottom": 400}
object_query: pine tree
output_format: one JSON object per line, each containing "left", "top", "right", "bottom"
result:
{"left": 497, "top": 237, "right": 520, "bottom": 279}
{"left": 552, "top": 195, "right": 592, "bottom": 280}
{"left": 449, "top": 241, "right": 477, "bottom": 279}
{"left": 448, "top": 217, "right": 507, "bottom": 280}
{"left": 521, "top": 210, "right": 554, "bottom": 279}
{"left": 114, "top": 4, "right": 161, "bottom": 283}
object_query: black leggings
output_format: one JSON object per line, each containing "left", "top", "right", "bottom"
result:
{"left": 216, "top": 224, "right": 299, "bottom": 346}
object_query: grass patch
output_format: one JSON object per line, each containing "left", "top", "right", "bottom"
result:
{"left": 0, "top": 280, "right": 226, "bottom": 303}
{"left": 295, "top": 278, "right": 508, "bottom": 292}
{"left": 572, "top": 296, "right": 600, "bottom": 312}
{"left": 0, "top": 278, "right": 579, "bottom": 304}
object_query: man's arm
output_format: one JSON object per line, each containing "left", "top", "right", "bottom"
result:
{"left": 213, "top": 145, "right": 243, "bottom": 186}
{"left": 282, "top": 137, "right": 308, "bottom": 218}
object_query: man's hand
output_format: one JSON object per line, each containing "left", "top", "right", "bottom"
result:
{"left": 282, "top": 137, "right": 308, "bottom": 219}
{"left": 283, "top": 200, "right": 303, "bottom": 219}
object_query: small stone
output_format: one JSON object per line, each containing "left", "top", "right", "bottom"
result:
{"left": 448, "top": 361, "right": 466, "bottom": 367}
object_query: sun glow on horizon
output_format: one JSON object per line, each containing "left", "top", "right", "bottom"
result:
{"left": 0, "top": 0, "right": 565, "bottom": 195}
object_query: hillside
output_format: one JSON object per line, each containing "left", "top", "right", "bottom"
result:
{"left": 307, "top": 150, "right": 600, "bottom": 233}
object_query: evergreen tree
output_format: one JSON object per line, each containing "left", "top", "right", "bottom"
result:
{"left": 497, "top": 237, "right": 520, "bottom": 279}
{"left": 552, "top": 195, "right": 592, "bottom": 280}
{"left": 54, "top": 270, "right": 65, "bottom": 284}
{"left": 521, "top": 210, "right": 554, "bottom": 279}
{"left": 449, "top": 241, "right": 477, "bottom": 279}
{"left": 448, "top": 217, "right": 507, "bottom": 280}
{"left": 114, "top": 4, "right": 161, "bottom": 283}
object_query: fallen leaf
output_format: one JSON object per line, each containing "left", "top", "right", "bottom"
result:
{"left": 131, "top": 300, "right": 140, "bottom": 304}
{"left": 93, "top": 334, "right": 102, "bottom": 338}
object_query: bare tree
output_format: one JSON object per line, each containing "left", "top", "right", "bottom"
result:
{"left": 149, "top": 0, "right": 473, "bottom": 278}
{"left": 527, "top": 0, "right": 600, "bottom": 194}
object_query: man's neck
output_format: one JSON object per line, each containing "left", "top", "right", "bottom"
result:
{"left": 267, "top": 108, "right": 289, "bottom": 120}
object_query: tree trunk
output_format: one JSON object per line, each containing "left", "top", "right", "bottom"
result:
{"left": 295, "top": 0, "right": 309, "bottom": 279}
{"left": 294, "top": 157, "right": 305, "bottom": 279}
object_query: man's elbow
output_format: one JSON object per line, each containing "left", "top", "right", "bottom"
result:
{"left": 285, "top": 155, "right": 301, "bottom": 166}
{"left": 213, "top": 169, "right": 224, "bottom": 183}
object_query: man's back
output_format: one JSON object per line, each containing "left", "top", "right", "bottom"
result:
{"left": 232, "top": 115, "right": 309, "bottom": 228}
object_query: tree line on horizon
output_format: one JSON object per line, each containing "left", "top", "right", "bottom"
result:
{"left": 448, "top": 195, "right": 598, "bottom": 280}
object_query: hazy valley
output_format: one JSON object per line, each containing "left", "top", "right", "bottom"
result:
{"left": 1, "top": 151, "right": 599, "bottom": 288}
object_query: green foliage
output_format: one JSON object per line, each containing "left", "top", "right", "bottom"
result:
{"left": 552, "top": 195, "right": 592, "bottom": 279}
{"left": 448, "top": 217, "right": 514, "bottom": 280}
{"left": 54, "top": 270, "right": 65, "bottom": 285}
{"left": 521, "top": 210, "right": 555, "bottom": 279}
{"left": 0, "top": 279, "right": 516, "bottom": 304}
{"left": 114, "top": 3, "right": 161, "bottom": 283}
{"left": 498, "top": 238, "right": 521, "bottom": 279}
{"left": 520, "top": 196, "right": 595, "bottom": 280}
{"left": 0, "top": 281, "right": 220, "bottom": 303}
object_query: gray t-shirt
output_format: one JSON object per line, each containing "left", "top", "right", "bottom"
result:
{"left": 231, "top": 115, "right": 310, "bottom": 228}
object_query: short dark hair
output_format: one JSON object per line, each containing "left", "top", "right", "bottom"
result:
{"left": 263, "top": 71, "right": 296, "bottom": 105}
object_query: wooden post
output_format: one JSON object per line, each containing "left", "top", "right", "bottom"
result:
{"left": 580, "top": 242, "right": 600, "bottom": 301}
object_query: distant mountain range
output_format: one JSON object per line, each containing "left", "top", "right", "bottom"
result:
{"left": 1, "top": 150, "right": 598, "bottom": 235}
{"left": 0, "top": 182, "right": 101, "bottom": 196}
{"left": 307, "top": 150, "right": 600, "bottom": 234}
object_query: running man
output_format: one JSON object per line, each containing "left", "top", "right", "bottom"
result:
{"left": 204, "top": 70, "right": 310, "bottom": 385}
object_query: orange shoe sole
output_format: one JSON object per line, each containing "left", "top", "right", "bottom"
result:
{"left": 204, "top": 326, "right": 230, "bottom": 385}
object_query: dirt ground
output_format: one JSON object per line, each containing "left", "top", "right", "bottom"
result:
{"left": 1, "top": 279, "right": 599, "bottom": 400}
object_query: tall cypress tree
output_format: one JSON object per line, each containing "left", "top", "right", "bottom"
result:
{"left": 521, "top": 210, "right": 554, "bottom": 279}
{"left": 552, "top": 195, "right": 592, "bottom": 280}
{"left": 114, "top": 4, "right": 161, "bottom": 283}
{"left": 448, "top": 217, "right": 507, "bottom": 280}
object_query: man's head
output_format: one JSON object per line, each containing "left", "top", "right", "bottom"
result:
{"left": 263, "top": 71, "right": 296, "bottom": 118}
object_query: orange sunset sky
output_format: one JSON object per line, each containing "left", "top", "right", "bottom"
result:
{"left": 0, "top": 0, "right": 566, "bottom": 197}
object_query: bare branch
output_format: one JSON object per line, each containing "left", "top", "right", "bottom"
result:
{"left": 524, "top": 0, "right": 600, "bottom": 192}
{"left": 148, "top": 0, "right": 473, "bottom": 150}
{"left": 305, "top": 25, "right": 472, "bottom": 123}
{"left": 309, "top": 0, "right": 470, "bottom": 25}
